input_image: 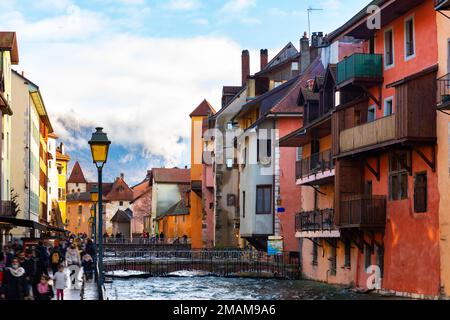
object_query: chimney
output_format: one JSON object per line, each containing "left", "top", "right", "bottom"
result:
{"left": 242, "top": 50, "right": 250, "bottom": 86}
{"left": 300, "top": 32, "right": 310, "bottom": 73}
{"left": 260, "top": 49, "right": 268, "bottom": 71}
{"left": 120, "top": 173, "right": 124, "bottom": 180}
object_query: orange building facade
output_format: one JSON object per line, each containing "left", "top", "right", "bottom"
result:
{"left": 281, "top": 0, "right": 443, "bottom": 298}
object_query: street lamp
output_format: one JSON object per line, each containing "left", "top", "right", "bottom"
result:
{"left": 90, "top": 186, "right": 99, "bottom": 276}
{"left": 88, "top": 127, "right": 111, "bottom": 293}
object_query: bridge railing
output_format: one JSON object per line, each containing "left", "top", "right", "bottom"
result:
{"left": 102, "top": 237, "right": 191, "bottom": 245}
{"left": 102, "top": 250, "right": 301, "bottom": 280}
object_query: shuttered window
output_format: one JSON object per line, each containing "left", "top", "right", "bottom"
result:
{"left": 344, "top": 239, "right": 351, "bottom": 268}
{"left": 405, "top": 17, "right": 415, "bottom": 58}
{"left": 384, "top": 29, "right": 394, "bottom": 67}
{"left": 329, "top": 239, "right": 337, "bottom": 276}
{"left": 312, "top": 241, "right": 318, "bottom": 267}
{"left": 389, "top": 151, "right": 409, "bottom": 201}
{"left": 414, "top": 172, "right": 427, "bottom": 213}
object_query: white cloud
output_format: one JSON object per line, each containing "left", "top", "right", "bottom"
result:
{"left": 3, "top": 8, "right": 244, "bottom": 166}
{"left": 166, "top": 0, "right": 200, "bottom": 11}
{"left": 221, "top": 0, "right": 256, "bottom": 13}
{"left": 192, "top": 18, "right": 209, "bottom": 26}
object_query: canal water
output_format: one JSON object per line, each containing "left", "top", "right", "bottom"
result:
{"left": 105, "top": 271, "right": 399, "bottom": 300}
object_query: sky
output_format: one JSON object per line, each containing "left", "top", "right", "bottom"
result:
{"left": 0, "top": 0, "right": 368, "bottom": 185}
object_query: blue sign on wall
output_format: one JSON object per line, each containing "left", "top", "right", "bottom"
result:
{"left": 277, "top": 208, "right": 286, "bottom": 213}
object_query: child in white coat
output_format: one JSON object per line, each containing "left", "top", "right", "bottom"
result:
{"left": 53, "top": 264, "right": 68, "bottom": 300}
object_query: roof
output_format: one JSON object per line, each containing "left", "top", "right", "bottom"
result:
{"left": 111, "top": 209, "right": 133, "bottom": 223}
{"left": 48, "top": 132, "right": 58, "bottom": 139}
{"left": 56, "top": 150, "right": 71, "bottom": 162}
{"left": 223, "top": 86, "right": 242, "bottom": 95}
{"left": 298, "top": 88, "right": 320, "bottom": 106}
{"left": 87, "top": 182, "right": 114, "bottom": 197}
{"left": 234, "top": 57, "right": 324, "bottom": 121}
{"left": 67, "top": 161, "right": 87, "bottom": 184}
{"left": 255, "top": 42, "right": 299, "bottom": 76}
{"left": 152, "top": 168, "right": 190, "bottom": 184}
{"left": 66, "top": 192, "right": 92, "bottom": 202}
{"left": 190, "top": 99, "right": 216, "bottom": 118}
{"left": 0, "top": 32, "right": 19, "bottom": 64}
{"left": 105, "top": 177, "right": 134, "bottom": 202}
{"left": 269, "top": 57, "right": 324, "bottom": 114}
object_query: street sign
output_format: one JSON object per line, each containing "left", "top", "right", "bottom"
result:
{"left": 277, "top": 208, "right": 286, "bottom": 213}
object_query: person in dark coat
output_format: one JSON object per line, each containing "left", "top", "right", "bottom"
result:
{"left": 0, "top": 258, "right": 30, "bottom": 300}
{"left": 49, "top": 244, "right": 64, "bottom": 275}
{"left": 34, "top": 275, "right": 54, "bottom": 301}
{"left": 19, "top": 250, "right": 36, "bottom": 296}
{"left": 85, "top": 239, "right": 96, "bottom": 259}
{"left": 36, "top": 241, "right": 49, "bottom": 273}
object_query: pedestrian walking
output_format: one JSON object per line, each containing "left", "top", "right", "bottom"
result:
{"left": 34, "top": 275, "right": 54, "bottom": 301}
{"left": 53, "top": 265, "right": 68, "bottom": 300}
{"left": 19, "top": 250, "right": 36, "bottom": 297}
{"left": 50, "top": 244, "right": 64, "bottom": 275}
{"left": 65, "top": 243, "right": 81, "bottom": 267}
{"left": 81, "top": 253, "right": 94, "bottom": 281}
{"left": 0, "top": 258, "right": 31, "bottom": 300}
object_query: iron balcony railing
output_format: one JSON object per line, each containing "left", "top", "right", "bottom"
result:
{"left": 295, "top": 209, "right": 335, "bottom": 233}
{"left": 337, "top": 53, "right": 383, "bottom": 85}
{"left": 0, "top": 201, "right": 15, "bottom": 218}
{"left": 295, "top": 149, "right": 334, "bottom": 180}
{"left": 437, "top": 73, "right": 450, "bottom": 110}
{"left": 339, "top": 195, "right": 387, "bottom": 228}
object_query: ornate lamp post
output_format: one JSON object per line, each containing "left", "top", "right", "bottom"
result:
{"left": 88, "top": 127, "right": 111, "bottom": 291}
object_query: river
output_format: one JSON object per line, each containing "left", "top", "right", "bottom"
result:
{"left": 104, "top": 271, "right": 401, "bottom": 300}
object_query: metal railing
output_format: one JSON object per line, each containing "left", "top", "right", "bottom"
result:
{"left": 435, "top": 0, "right": 450, "bottom": 10}
{"left": 102, "top": 249, "right": 300, "bottom": 280}
{"left": 437, "top": 73, "right": 450, "bottom": 109}
{"left": 339, "top": 195, "right": 387, "bottom": 228}
{"left": 296, "top": 149, "right": 334, "bottom": 180}
{"left": 337, "top": 53, "right": 383, "bottom": 85}
{"left": 0, "top": 201, "right": 15, "bottom": 218}
{"left": 102, "top": 237, "right": 192, "bottom": 245}
{"left": 295, "top": 209, "right": 335, "bottom": 232}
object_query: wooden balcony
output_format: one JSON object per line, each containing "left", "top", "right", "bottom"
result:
{"left": 337, "top": 54, "right": 383, "bottom": 88}
{"left": 295, "top": 149, "right": 335, "bottom": 185}
{"left": 436, "top": 0, "right": 450, "bottom": 10}
{"left": 437, "top": 73, "right": 450, "bottom": 110}
{"left": 338, "top": 195, "right": 386, "bottom": 229}
{"left": 0, "top": 201, "right": 15, "bottom": 218}
{"left": 340, "top": 115, "right": 396, "bottom": 154}
{"left": 295, "top": 209, "right": 340, "bottom": 238}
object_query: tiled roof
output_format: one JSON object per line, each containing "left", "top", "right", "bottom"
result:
{"left": 270, "top": 57, "right": 324, "bottom": 114}
{"left": 87, "top": 183, "right": 114, "bottom": 197}
{"left": 56, "top": 150, "right": 70, "bottom": 162}
{"left": 0, "top": 32, "right": 19, "bottom": 64}
{"left": 223, "top": 86, "right": 242, "bottom": 95}
{"left": 105, "top": 177, "right": 134, "bottom": 202}
{"left": 67, "top": 161, "right": 87, "bottom": 184}
{"left": 190, "top": 99, "right": 216, "bottom": 118}
{"left": 153, "top": 168, "right": 190, "bottom": 184}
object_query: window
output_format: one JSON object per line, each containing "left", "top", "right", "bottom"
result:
{"left": 78, "top": 205, "right": 83, "bottom": 215}
{"left": 296, "top": 147, "right": 303, "bottom": 162}
{"left": 384, "top": 28, "right": 394, "bottom": 68}
{"left": 227, "top": 194, "right": 236, "bottom": 207}
{"left": 227, "top": 122, "right": 234, "bottom": 130}
{"left": 257, "top": 138, "right": 272, "bottom": 163}
{"left": 119, "top": 201, "right": 124, "bottom": 206}
{"left": 365, "top": 181, "right": 373, "bottom": 196}
{"left": 389, "top": 151, "right": 409, "bottom": 201}
{"left": 368, "top": 106, "right": 376, "bottom": 122}
{"left": 76, "top": 183, "right": 79, "bottom": 187}
{"left": 57, "top": 166, "right": 63, "bottom": 175}
{"left": 405, "top": 17, "right": 415, "bottom": 59}
{"left": 365, "top": 244, "right": 372, "bottom": 270}
{"left": 376, "top": 245, "right": 384, "bottom": 278}
{"left": 329, "top": 240, "right": 337, "bottom": 276}
{"left": 344, "top": 239, "right": 351, "bottom": 268}
{"left": 226, "top": 158, "right": 233, "bottom": 169}
{"left": 242, "top": 191, "right": 246, "bottom": 218}
{"left": 256, "top": 185, "right": 272, "bottom": 215}
{"left": 414, "top": 172, "right": 428, "bottom": 213}
{"left": 312, "top": 241, "right": 318, "bottom": 267}
{"left": 384, "top": 97, "right": 393, "bottom": 117}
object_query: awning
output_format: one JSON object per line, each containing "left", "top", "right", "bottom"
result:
{"left": 0, "top": 217, "right": 47, "bottom": 231}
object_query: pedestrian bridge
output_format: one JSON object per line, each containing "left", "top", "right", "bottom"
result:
{"left": 103, "top": 250, "right": 300, "bottom": 280}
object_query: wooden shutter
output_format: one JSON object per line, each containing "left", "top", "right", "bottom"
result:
{"left": 414, "top": 172, "right": 427, "bottom": 213}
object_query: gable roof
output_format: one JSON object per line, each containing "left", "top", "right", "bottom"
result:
{"left": 153, "top": 168, "right": 190, "bottom": 184}
{"left": 256, "top": 42, "right": 299, "bottom": 76}
{"left": 105, "top": 177, "right": 134, "bottom": 202}
{"left": 67, "top": 161, "right": 87, "bottom": 184}
{"left": 190, "top": 99, "right": 216, "bottom": 118}
{"left": 111, "top": 209, "right": 133, "bottom": 223}
{"left": 298, "top": 88, "right": 320, "bottom": 106}
{"left": 0, "top": 32, "right": 19, "bottom": 64}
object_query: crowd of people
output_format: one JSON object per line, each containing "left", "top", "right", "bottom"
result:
{"left": 0, "top": 234, "right": 96, "bottom": 301}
